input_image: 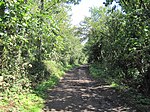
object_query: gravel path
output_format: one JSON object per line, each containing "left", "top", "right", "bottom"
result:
{"left": 43, "top": 65, "right": 137, "bottom": 112}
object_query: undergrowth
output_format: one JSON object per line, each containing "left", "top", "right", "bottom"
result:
{"left": 0, "top": 60, "right": 77, "bottom": 112}
{"left": 89, "top": 62, "right": 150, "bottom": 111}
{"left": 0, "top": 83, "right": 44, "bottom": 112}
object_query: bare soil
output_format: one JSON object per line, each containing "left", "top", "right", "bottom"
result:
{"left": 43, "top": 65, "right": 137, "bottom": 112}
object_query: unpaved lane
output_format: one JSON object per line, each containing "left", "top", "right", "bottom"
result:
{"left": 43, "top": 65, "right": 136, "bottom": 112}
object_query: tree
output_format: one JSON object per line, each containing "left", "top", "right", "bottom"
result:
{"left": 0, "top": 0, "right": 84, "bottom": 91}
{"left": 80, "top": 4, "right": 150, "bottom": 94}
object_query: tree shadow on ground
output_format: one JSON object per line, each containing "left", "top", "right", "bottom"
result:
{"left": 43, "top": 65, "right": 138, "bottom": 112}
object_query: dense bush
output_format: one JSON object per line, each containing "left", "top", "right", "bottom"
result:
{"left": 80, "top": 0, "right": 150, "bottom": 95}
{"left": 0, "top": 0, "right": 84, "bottom": 111}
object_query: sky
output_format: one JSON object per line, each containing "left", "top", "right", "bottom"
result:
{"left": 71, "top": 0, "right": 105, "bottom": 25}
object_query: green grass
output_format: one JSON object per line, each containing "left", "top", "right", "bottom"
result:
{"left": 0, "top": 92, "right": 44, "bottom": 112}
{"left": 0, "top": 60, "right": 78, "bottom": 112}
{"left": 89, "top": 62, "right": 108, "bottom": 79}
{"left": 89, "top": 62, "right": 126, "bottom": 88}
{"left": 89, "top": 62, "right": 150, "bottom": 111}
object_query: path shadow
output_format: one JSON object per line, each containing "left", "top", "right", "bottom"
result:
{"left": 43, "top": 65, "right": 137, "bottom": 112}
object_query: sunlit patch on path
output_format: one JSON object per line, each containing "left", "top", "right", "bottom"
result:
{"left": 43, "top": 65, "right": 136, "bottom": 112}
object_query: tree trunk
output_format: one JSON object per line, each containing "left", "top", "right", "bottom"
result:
{"left": 37, "top": 0, "right": 44, "bottom": 62}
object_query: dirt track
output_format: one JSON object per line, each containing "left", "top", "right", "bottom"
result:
{"left": 43, "top": 65, "right": 137, "bottom": 112}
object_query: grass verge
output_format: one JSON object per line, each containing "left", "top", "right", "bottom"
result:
{"left": 89, "top": 62, "right": 150, "bottom": 111}
{"left": 0, "top": 61, "right": 79, "bottom": 112}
